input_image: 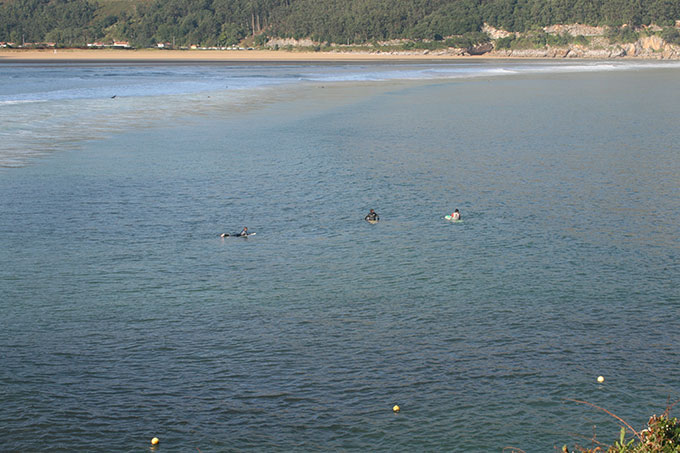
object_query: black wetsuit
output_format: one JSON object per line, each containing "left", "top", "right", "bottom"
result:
{"left": 365, "top": 212, "right": 379, "bottom": 222}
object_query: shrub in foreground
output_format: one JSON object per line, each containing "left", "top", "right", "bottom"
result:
{"left": 565, "top": 402, "right": 680, "bottom": 452}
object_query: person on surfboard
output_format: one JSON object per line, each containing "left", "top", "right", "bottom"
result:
{"left": 220, "top": 226, "right": 250, "bottom": 238}
{"left": 364, "top": 209, "right": 379, "bottom": 222}
{"left": 451, "top": 209, "right": 460, "bottom": 220}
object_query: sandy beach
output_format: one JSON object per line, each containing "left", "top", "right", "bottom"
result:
{"left": 0, "top": 48, "right": 494, "bottom": 62}
{"left": 5, "top": 47, "right": 676, "bottom": 62}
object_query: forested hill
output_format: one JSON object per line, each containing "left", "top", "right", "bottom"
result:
{"left": 1, "top": 0, "right": 679, "bottom": 48}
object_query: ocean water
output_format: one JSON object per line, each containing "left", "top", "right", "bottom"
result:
{"left": 1, "top": 60, "right": 679, "bottom": 451}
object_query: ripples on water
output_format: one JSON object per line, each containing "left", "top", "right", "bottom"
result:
{"left": 1, "top": 62, "right": 679, "bottom": 451}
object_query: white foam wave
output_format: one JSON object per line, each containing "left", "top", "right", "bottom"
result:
{"left": 301, "top": 61, "right": 680, "bottom": 83}
{"left": 0, "top": 99, "right": 47, "bottom": 106}
{"left": 510, "top": 61, "right": 680, "bottom": 75}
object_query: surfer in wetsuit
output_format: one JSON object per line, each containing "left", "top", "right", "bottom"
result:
{"left": 365, "top": 209, "right": 379, "bottom": 222}
{"left": 220, "top": 226, "right": 249, "bottom": 238}
{"left": 451, "top": 209, "right": 460, "bottom": 220}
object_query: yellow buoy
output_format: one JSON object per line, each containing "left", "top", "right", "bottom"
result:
{"left": 393, "top": 405, "right": 400, "bottom": 413}
{"left": 597, "top": 376, "right": 605, "bottom": 383}
{"left": 151, "top": 437, "right": 160, "bottom": 446}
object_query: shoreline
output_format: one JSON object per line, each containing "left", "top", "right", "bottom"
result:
{"left": 2, "top": 48, "right": 674, "bottom": 63}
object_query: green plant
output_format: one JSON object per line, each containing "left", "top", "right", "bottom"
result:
{"left": 253, "top": 34, "right": 268, "bottom": 47}
{"left": 494, "top": 36, "right": 515, "bottom": 49}
{"left": 445, "top": 31, "right": 490, "bottom": 48}
{"left": 404, "top": 40, "right": 447, "bottom": 50}
{"left": 564, "top": 399, "right": 680, "bottom": 452}
{"left": 661, "top": 27, "right": 680, "bottom": 45}
{"left": 606, "top": 26, "right": 639, "bottom": 44}
{"left": 610, "top": 427, "right": 635, "bottom": 452}
{"left": 637, "top": 413, "right": 680, "bottom": 452}
{"left": 574, "top": 35, "right": 589, "bottom": 46}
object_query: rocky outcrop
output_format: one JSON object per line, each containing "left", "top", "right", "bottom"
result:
{"left": 643, "top": 24, "right": 664, "bottom": 32}
{"left": 618, "top": 39, "right": 680, "bottom": 58}
{"left": 544, "top": 24, "right": 605, "bottom": 36}
{"left": 482, "top": 23, "right": 516, "bottom": 39}
{"left": 639, "top": 35, "right": 665, "bottom": 51}
{"left": 622, "top": 42, "right": 640, "bottom": 56}
{"left": 468, "top": 42, "right": 494, "bottom": 55}
{"left": 488, "top": 41, "right": 680, "bottom": 59}
{"left": 265, "top": 23, "right": 680, "bottom": 60}
{"left": 565, "top": 47, "right": 612, "bottom": 58}
{"left": 266, "top": 37, "right": 315, "bottom": 47}
{"left": 610, "top": 46, "right": 626, "bottom": 57}
{"left": 446, "top": 47, "right": 468, "bottom": 56}
{"left": 484, "top": 24, "right": 680, "bottom": 59}
{"left": 494, "top": 48, "right": 547, "bottom": 57}
{"left": 659, "top": 43, "right": 680, "bottom": 58}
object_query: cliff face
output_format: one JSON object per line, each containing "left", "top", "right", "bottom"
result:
{"left": 267, "top": 23, "right": 680, "bottom": 60}
{"left": 489, "top": 40, "right": 680, "bottom": 59}
{"left": 478, "top": 23, "right": 680, "bottom": 59}
{"left": 256, "top": 22, "right": 680, "bottom": 60}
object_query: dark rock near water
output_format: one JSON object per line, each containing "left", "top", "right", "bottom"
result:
{"left": 468, "top": 43, "right": 493, "bottom": 55}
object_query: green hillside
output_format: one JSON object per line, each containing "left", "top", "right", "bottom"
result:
{"left": 1, "top": 0, "right": 679, "bottom": 48}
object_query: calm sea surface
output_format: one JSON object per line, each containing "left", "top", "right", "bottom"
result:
{"left": 1, "top": 60, "right": 679, "bottom": 451}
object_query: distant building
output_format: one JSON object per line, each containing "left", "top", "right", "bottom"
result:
{"left": 112, "top": 41, "right": 131, "bottom": 48}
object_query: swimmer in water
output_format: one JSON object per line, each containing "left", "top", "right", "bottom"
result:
{"left": 451, "top": 209, "right": 460, "bottom": 220}
{"left": 364, "top": 209, "right": 379, "bottom": 222}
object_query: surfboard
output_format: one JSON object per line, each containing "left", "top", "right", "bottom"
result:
{"left": 445, "top": 215, "right": 462, "bottom": 222}
{"left": 366, "top": 219, "right": 379, "bottom": 224}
